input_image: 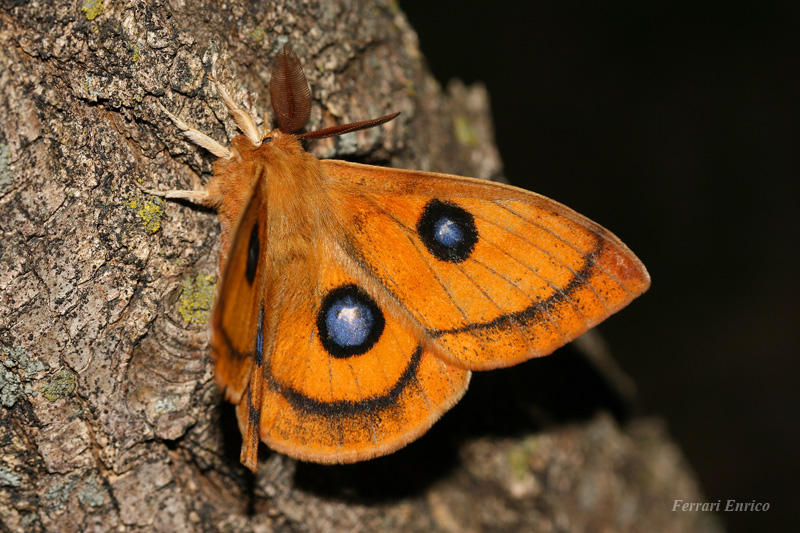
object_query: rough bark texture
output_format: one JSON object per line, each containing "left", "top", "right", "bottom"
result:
{"left": 0, "top": 1, "right": 720, "bottom": 532}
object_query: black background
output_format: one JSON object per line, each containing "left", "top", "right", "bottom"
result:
{"left": 402, "top": 1, "right": 799, "bottom": 531}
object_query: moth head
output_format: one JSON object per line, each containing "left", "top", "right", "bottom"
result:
{"left": 259, "top": 130, "right": 277, "bottom": 144}
{"left": 251, "top": 128, "right": 303, "bottom": 156}
{"left": 224, "top": 130, "right": 298, "bottom": 164}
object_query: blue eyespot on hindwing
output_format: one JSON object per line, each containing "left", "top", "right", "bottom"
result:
{"left": 417, "top": 199, "right": 478, "bottom": 263}
{"left": 317, "top": 284, "right": 385, "bottom": 358}
{"left": 245, "top": 223, "right": 259, "bottom": 285}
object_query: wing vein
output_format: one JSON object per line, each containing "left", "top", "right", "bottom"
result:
{"left": 469, "top": 252, "right": 563, "bottom": 351}
{"left": 349, "top": 193, "right": 472, "bottom": 329}
{"left": 494, "top": 199, "right": 634, "bottom": 301}
{"left": 475, "top": 201, "right": 613, "bottom": 315}
{"left": 360, "top": 196, "right": 549, "bottom": 359}
{"left": 470, "top": 211, "right": 594, "bottom": 326}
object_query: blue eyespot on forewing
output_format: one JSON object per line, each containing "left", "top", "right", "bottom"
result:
{"left": 417, "top": 199, "right": 478, "bottom": 263}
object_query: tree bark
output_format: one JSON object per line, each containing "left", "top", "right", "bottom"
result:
{"left": 0, "top": 1, "right": 720, "bottom": 531}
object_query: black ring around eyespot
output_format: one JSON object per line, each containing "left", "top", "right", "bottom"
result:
{"left": 245, "top": 223, "right": 259, "bottom": 285}
{"left": 417, "top": 199, "right": 478, "bottom": 263}
{"left": 317, "top": 284, "right": 385, "bottom": 358}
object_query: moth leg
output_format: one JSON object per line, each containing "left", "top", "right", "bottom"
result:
{"left": 133, "top": 178, "right": 210, "bottom": 202}
{"left": 144, "top": 102, "right": 228, "bottom": 201}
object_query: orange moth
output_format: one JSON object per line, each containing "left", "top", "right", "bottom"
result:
{"left": 154, "top": 45, "right": 650, "bottom": 471}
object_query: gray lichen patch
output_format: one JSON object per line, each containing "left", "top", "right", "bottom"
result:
{"left": 153, "top": 393, "right": 182, "bottom": 415}
{"left": 0, "top": 364, "right": 23, "bottom": 407}
{"left": 43, "top": 477, "right": 77, "bottom": 511}
{"left": 2, "top": 345, "right": 45, "bottom": 376}
{"left": 0, "top": 346, "right": 45, "bottom": 407}
{"left": 0, "top": 465, "right": 22, "bottom": 487}
{"left": 77, "top": 475, "right": 107, "bottom": 507}
{"left": 0, "top": 144, "right": 11, "bottom": 193}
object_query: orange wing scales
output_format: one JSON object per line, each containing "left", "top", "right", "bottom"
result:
{"left": 324, "top": 160, "right": 650, "bottom": 372}
{"left": 189, "top": 47, "right": 649, "bottom": 469}
{"left": 240, "top": 306, "right": 266, "bottom": 471}
{"left": 430, "top": 240, "right": 606, "bottom": 368}
{"left": 221, "top": 315, "right": 466, "bottom": 464}
{"left": 247, "top": 255, "right": 470, "bottom": 463}
{"left": 210, "top": 183, "right": 265, "bottom": 405}
{"left": 260, "top": 346, "right": 470, "bottom": 463}
{"left": 210, "top": 157, "right": 648, "bottom": 466}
